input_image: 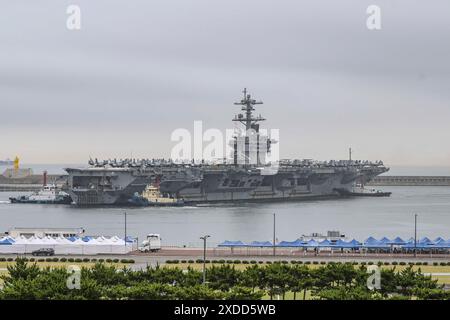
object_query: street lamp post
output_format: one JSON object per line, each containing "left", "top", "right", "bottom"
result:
{"left": 414, "top": 214, "right": 418, "bottom": 258}
{"left": 200, "top": 235, "right": 211, "bottom": 284}
{"left": 273, "top": 213, "right": 276, "bottom": 257}
{"left": 124, "top": 212, "right": 127, "bottom": 248}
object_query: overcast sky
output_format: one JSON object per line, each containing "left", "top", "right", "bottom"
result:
{"left": 1, "top": 0, "right": 449, "bottom": 166}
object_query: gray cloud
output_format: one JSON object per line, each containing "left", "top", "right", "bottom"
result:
{"left": 0, "top": 0, "right": 449, "bottom": 165}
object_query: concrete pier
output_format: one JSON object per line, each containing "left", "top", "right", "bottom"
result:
{"left": 0, "top": 174, "right": 67, "bottom": 191}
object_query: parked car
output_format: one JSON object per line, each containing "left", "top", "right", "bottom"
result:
{"left": 31, "top": 248, "right": 55, "bottom": 256}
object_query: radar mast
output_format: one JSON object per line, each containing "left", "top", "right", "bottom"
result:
{"left": 232, "top": 89, "right": 270, "bottom": 166}
{"left": 233, "top": 88, "right": 265, "bottom": 131}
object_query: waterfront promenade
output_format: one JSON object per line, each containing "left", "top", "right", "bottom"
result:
{"left": 2, "top": 247, "right": 449, "bottom": 263}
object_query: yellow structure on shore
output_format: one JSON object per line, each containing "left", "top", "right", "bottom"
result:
{"left": 2, "top": 156, "right": 33, "bottom": 179}
{"left": 14, "top": 156, "right": 19, "bottom": 170}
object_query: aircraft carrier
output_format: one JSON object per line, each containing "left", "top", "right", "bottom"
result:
{"left": 65, "top": 90, "right": 389, "bottom": 205}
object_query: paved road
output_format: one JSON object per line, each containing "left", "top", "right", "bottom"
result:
{"left": 2, "top": 247, "right": 450, "bottom": 269}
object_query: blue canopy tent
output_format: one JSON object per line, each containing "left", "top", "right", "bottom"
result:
{"left": 402, "top": 242, "right": 430, "bottom": 250}
{"left": 218, "top": 240, "right": 246, "bottom": 247}
{"left": 364, "top": 237, "right": 378, "bottom": 244}
{"left": 433, "top": 237, "right": 445, "bottom": 243}
{"left": 304, "top": 239, "right": 319, "bottom": 248}
{"left": 388, "top": 237, "right": 407, "bottom": 245}
{"left": 364, "top": 237, "right": 379, "bottom": 246}
{"left": 379, "top": 237, "right": 391, "bottom": 244}
{"left": 248, "top": 241, "right": 273, "bottom": 247}
{"left": 364, "top": 237, "right": 389, "bottom": 249}
{"left": 431, "top": 239, "right": 450, "bottom": 249}
{"left": 334, "top": 239, "right": 348, "bottom": 248}
{"left": 401, "top": 240, "right": 413, "bottom": 247}
{"left": 340, "top": 239, "right": 362, "bottom": 249}
{"left": 82, "top": 236, "right": 93, "bottom": 242}
{"left": 124, "top": 236, "right": 136, "bottom": 243}
{"left": 318, "top": 239, "right": 334, "bottom": 247}
{"left": 419, "top": 237, "right": 433, "bottom": 245}
{"left": 277, "top": 239, "right": 304, "bottom": 247}
{"left": 67, "top": 236, "right": 79, "bottom": 242}
{"left": 0, "top": 237, "right": 14, "bottom": 245}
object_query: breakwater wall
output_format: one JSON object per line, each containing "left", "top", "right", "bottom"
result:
{"left": 0, "top": 174, "right": 67, "bottom": 191}
{"left": 368, "top": 176, "right": 450, "bottom": 186}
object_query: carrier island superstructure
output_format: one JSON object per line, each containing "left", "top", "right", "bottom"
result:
{"left": 65, "top": 90, "right": 389, "bottom": 205}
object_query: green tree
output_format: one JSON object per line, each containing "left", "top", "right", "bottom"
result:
{"left": 1, "top": 260, "right": 448, "bottom": 300}
{"left": 315, "top": 285, "right": 382, "bottom": 300}
{"left": 240, "top": 265, "right": 264, "bottom": 293}
{"left": 207, "top": 264, "right": 240, "bottom": 291}
{"left": 262, "top": 263, "right": 292, "bottom": 300}
{"left": 1, "top": 258, "right": 40, "bottom": 284}
{"left": 174, "top": 285, "right": 224, "bottom": 300}
{"left": 289, "top": 265, "right": 313, "bottom": 300}
{"left": 225, "top": 286, "right": 264, "bottom": 300}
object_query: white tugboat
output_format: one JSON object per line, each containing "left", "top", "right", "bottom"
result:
{"left": 335, "top": 183, "right": 391, "bottom": 197}
{"left": 9, "top": 171, "right": 72, "bottom": 204}
{"left": 9, "top": 184, "right": 72, "bottom": 204}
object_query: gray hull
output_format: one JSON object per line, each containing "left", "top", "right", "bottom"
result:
{"left": 65, "top": 165, "right": 388, "bottom": 205}
{"left": 65, "top": 168, "right": 151, "bottom": 205}
{"left": 166, "top": 169, "right": 354, "bottom": 204}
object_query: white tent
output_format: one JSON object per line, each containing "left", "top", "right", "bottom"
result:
{"left": 13, "top": 236, "right": 29, "bottom": 245}
{"left": 0, "top": 235, "right": 134, "bottom": 255}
